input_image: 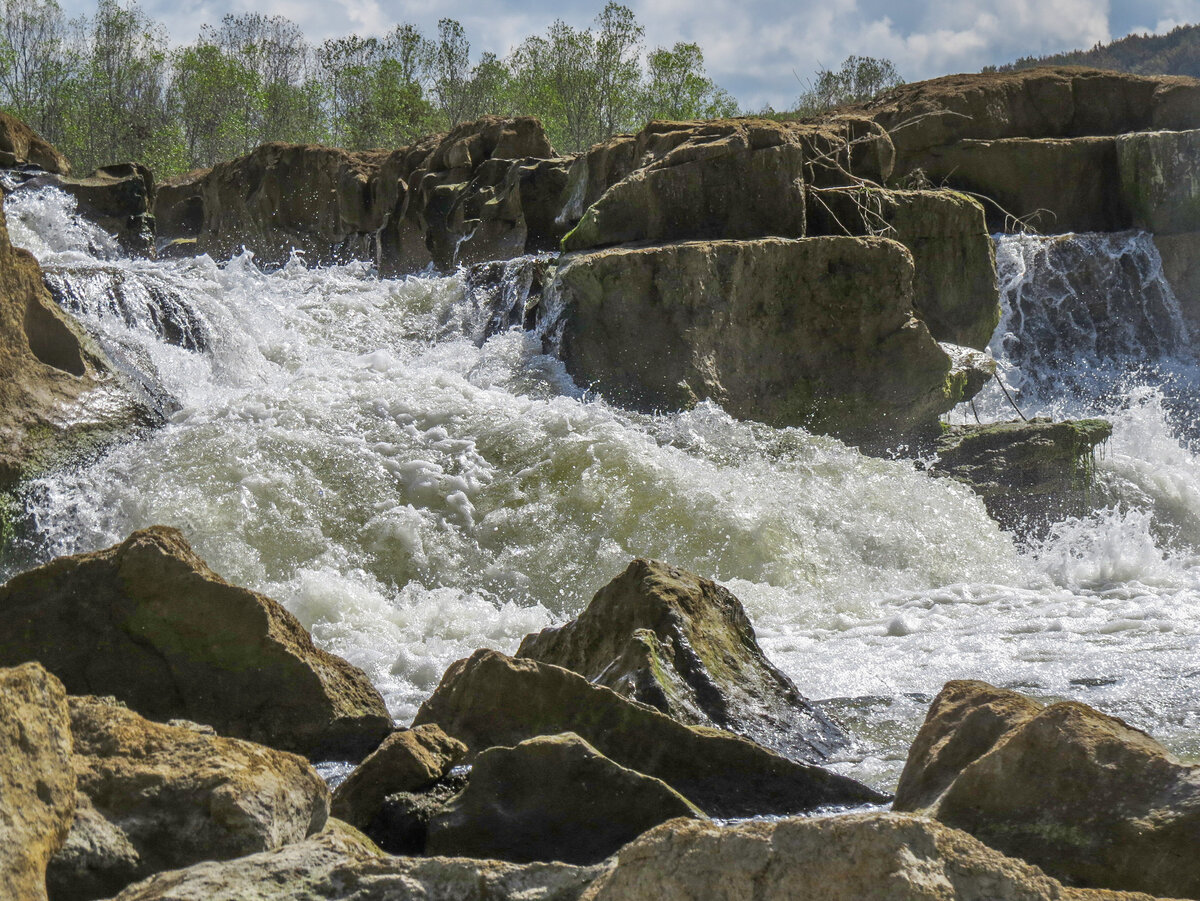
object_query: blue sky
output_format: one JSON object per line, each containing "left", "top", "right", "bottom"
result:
{"left": 61, "top": 0, "right": 1200, "bottom": 110}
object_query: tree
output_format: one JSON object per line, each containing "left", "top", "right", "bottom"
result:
{"left": 793, "top": 55, "right": 903, "bottom": 116}
{"left": 642, "top": 41, "right": 738, "bottom": 121}
{"left": 431, "top": 18, "right": 472, "bottom": 126}
{"left": 0, "top": 0, "right": 76, "bottom": 146}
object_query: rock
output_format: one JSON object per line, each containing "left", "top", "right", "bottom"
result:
{"left": 197, "top": 143, "right": 389, "bottom": 267}
{"left": 330, "top": 724, "right": 465, "bottom": 830}
{"left": 1154, "top": 231, "right": 1200, "bottom": 331}
{"left": 107, "top": 820, "right": 601, "bottom": 901}
{"left": 368, "top": 770, "right": 468, "bottom": 855}
{"left": 860, "top": 67, "right": 1200, "bottom": 176}
{"left": 1117, "top": 128, "right": 1200, "bottom": 235}
{"left": 192, "top": 117, "right": 558, "bottom": 272}
{"left": 0, "top": 527, "right": 393, "bottom": 759}
{"left": 551, "top": 236, "right": 976, "bottom": 443}
{"left": 153, "top": 169, "right": 209, "bottom": 243}
{"left": 898, "top": 683, "right": 1200, "bottom": 898}
{"left": 413, "top": 650, "right": 887, "bottom": 818}
{"left": 518, "top": 559, "right": 848, "bottom": 763}
{"left": 0, "top": 663, "right": 75, "bottom": 901}
{"left": 17, "top": 164, "right": 157, "bottom": 255}
{"left": 427, "top": 733, "right": 704, "bottom": 864}
{"left": 579, "top": 811, "right": 1158, "bottom": 901}
{"left": 892, "top": 680, "right": 1044, "bottom": 811}
{"left": 806, "top": 187, "right": 999, "bottom": 348}
{"left": 0, "top": 197, "right": 129, "bottom": 489}
{"left": 931, "top": 418, "right": 1113, "bottom": 533}
{"left": 909, "top": 136, "right": 1128, "bottom": 234}
{"left": 560, "top": 117, "right": 895, "bottom": 252}
{"left": 46, "top": 696, "right": 329, "bottom": 901}
{"left": 561, "top": 141, "right": 808, "bottom": 250}
{"left": 0, "top": 110, "right": 69, "bottom": 173}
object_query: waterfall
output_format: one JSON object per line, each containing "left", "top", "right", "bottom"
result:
{"left": 5, "top": 184, "right": 1200, "bottom": 787}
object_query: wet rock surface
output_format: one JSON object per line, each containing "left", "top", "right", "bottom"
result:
{"left": 426, "top": 732, "right": 704, "bottom": 864}
{"left": 413, "top": 649, "right": 887, "bottom": 818}
{"left": 330, "top": 724, "right": 465, "bottom": 831}
{"left": 518, "top": 558, "right": 848, "bottom": 762}
{"left": 930, "top": 418, "right": 1113, "bottom": 533}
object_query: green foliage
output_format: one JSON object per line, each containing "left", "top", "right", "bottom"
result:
{"left": 792, "top": 55, "right": 904, "bottom": 116}
{"left": 0, "top": 0, "right": 745, "bottom": 174}
{"left": 993, "top": 24, "right": 1200, "bottom": 78}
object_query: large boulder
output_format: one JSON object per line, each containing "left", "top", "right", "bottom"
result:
{"left": 0, "top": 199, "right": 128, "bottom": 489}
{"left": 892, "top": 680, "right": 1044, "bottom": 811}
{"left": 47, "top": 696, "right": 329, "bottom": 901}
{"left": 579, "top": 812, "right": 1158, "bottom": 901}
{"left": 107, "top": 820, "right": 601, "bottom": 901}
{"left": 931, "top": 418, "right": 1113, "bottom": 533}
{"left": 0, "top": 527, "right": 393, "bottom": 759}
{"left": 197, "top": 143, "right": 389, "bottom": 266}
{"left": 895, "top": 681, "right": 1200, "bottom": 898}
{"left": 427, "top": 733, "right": 704, "bottom": 864}
{"left": 330, "top": 724, "right": 465, "bottom": 830}
{"left": 412, "top": 650, "right": 887, "bottom": 818}
{"left": 0, "top": 663, "right": 75, "bottom": 901}
{"left": 0, "top": 111, "right": 69, "bottom": 173}
{"left": 1117, "top": 128, "right": 1200, "bottom": 235}
{"left": 518, "top": 559, "right": 848, "bottom": 762}
{"left": 806, "top": 186, "right": 999, "bottom": 348}
{"left": 551, "top": 236, "right": 975, "bottom": 443}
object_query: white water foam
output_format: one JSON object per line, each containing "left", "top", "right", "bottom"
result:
{"left": 5, "top": 193, "right": 1200, "bottom": 787}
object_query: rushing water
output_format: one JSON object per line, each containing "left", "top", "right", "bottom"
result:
{"left": 4, "top": 187, "right": 1200, "bottom": 790}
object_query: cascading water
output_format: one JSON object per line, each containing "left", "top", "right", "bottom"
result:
{"left": 3, "top": 186, "right": 1199, "bottom": 790}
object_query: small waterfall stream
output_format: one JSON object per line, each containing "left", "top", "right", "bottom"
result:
{"left": 4, "top": 185, "right": 1200, "bottom": 789}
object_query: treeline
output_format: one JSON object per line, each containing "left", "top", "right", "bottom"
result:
{"left": 0, "top": 0, "right": 738, "bottom": 175}
{"left": 990, "top": 23, "right": 1200, "bottom": 78}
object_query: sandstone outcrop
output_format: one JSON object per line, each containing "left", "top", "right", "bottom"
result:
{"left": 175, "top": 117, "right": 564, "bottom": 272}
{"left": 579, "top": 811, "right": 1162, "bottom": 901}
{"left": 47, "top": 696, "right": 329, "bottom": 901}
{"left": 0, "top": 197, "right": 127, "bottom": 489}
{"left": 426, "top": 733, "right": 704, "bottom": 864}
{"left": 413, "top": 649, "right": 887, "bottom": 818}
{"left": 0, "top": 527, "right": 393, "bottom": 759}
{"left": 551, "top": 236, "right": 977, "bottom": 442}
{"left": 0, "top": 111, "right": 69, "bottom": 173}
{"left": 329, "top": 724, "right": 464, "bottom": 830}
{"left": 857, "top": 68, "right": 1200, "bottom": 241}
{"left": 518, "top": 559, "right": 847, "bottom": 762}
{"left": 931, "top": 418, "right": 1113, "bottom": 532}
{"left": 108, "top": 820, "right": 601, "bottom": 901}
{"left": 895, "top": 680, "right": 1200, "bottom": 898}
{"left": 0, "top": 663, "right": 75, "bottom": 901}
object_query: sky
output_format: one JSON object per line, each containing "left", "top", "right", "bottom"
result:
{"left": 59, "top": 0, "right": 1200, "bottom": 110}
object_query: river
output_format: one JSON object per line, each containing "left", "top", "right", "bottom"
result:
{"left": 4, "top": 185, "right": 1199, "bottom": 790}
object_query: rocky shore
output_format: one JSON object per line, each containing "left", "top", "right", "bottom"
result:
{"left": 4, "top": 65, "right": 1200, "bottom": 900}
{"left": 3, "top": 531, "right": 1198, "bottom": 900}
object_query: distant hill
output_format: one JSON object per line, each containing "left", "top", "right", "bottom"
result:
{"left": 992, "top": 24, "right": 1200, "bottom": 77}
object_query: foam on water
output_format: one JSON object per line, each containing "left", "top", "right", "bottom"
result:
{"left": 5, "top": 191, "right": 1200, "bottom": 788}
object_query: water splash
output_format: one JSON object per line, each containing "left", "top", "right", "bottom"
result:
{"left": 4, "top": 191, "right": 1200, "bottom": 785}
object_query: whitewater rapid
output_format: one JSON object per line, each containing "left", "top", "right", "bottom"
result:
{"left": 4, "top": 188, "right": 1200, "bottom": 788}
